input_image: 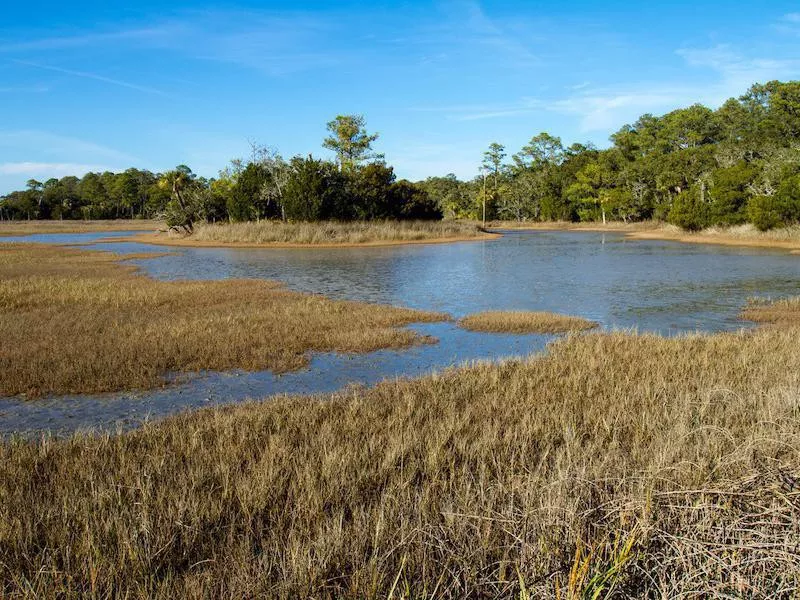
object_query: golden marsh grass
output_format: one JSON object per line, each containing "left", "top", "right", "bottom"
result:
{"left": 741, "top": 295, "right": 800, "bottom": 325}
{"left": 487, "top": 220, "right": 800, "bottom": 252}
{"left": 1, "top": 327, "right": 799, "bottom": 596}
{"left": 0, "top": 243, "right": 446, "bottom": 397}
{"left": 458, "top": 310, "right": 598, "bottom": 334}
{"left": 0, "top": 219, "right": 159, "bottom": 236}
{"left": 139, "top": 219, "right": 495, "bottom": 247}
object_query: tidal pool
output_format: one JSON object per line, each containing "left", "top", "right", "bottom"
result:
{"left": 2, "top": 229, "right": 798, "bottom": 436}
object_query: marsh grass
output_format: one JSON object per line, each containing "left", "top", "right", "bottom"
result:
{"left": 0, "top": 243, "right": 446, "bottom": 397}
{"left": 695, "top": 223, "right": 800, "bottom": 242}
{"left": 484, "top": 220, "right": 654, "bottom": 232}
{"left": 183, "top": 220, "right": 490, "bottom": 245}
{"left": 1, "top": 327, "right": 799, "bottom": 597}
{"left": 741, "top": 295, "right": 800, "bottom": 325}
{"left": 485, "top": 220, "right": 800, "bottom": 251}
{"left": 458, "top": 310, "right": 598, "bottom": 334}
{"left": 0, "top": 219, "right": 159, "bottom": 236}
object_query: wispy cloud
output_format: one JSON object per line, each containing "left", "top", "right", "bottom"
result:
{"left": 676, "top": 44, "right": 800, "bottom": 91}
{"left": 774, "top": 12, "right": 800, "bottom": 35}
{"left": 391, "top": 0, "right": 543, "bottom": 69}
{"left": 2, "top": 10, "right": 351, "bottom": 76}
{"left": 418, "top": 42, "right": 800, "bottom": 133}
{"left": 0, "top": 130, "right": 142, "bottom": 165}
{"left": 13, "top": 60, "right": 170, "bottom": 96}
{"left": 0, "top": 27, "right": 173, "bottom": 53}
{"left": 0, "top": 161, "right": 114, "bottom": 176}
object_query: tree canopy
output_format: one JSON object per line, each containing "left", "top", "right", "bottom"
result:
{"left": 4, "top": 83, "right": 800, "bottom": 231}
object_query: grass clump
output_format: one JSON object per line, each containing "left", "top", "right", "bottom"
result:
{"left": 741, "top": 295, "right": 800, "bottom": 325}
{"left": 175, "top": 219, "right": 491, "bottom": 246}
{"left": 458, "top": 310, "right": 598, "bottom": 334}
{"left": 0, "top": 243, "right": 446, "bottom": 397}
{"left": 0, "top": 219, "right": 158, "bottom": 236}
{"left": 1, "top": 327, "right": 799, "bottom": 596}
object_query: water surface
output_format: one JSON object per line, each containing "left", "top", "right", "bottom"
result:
{"left": 2, "top": 229, "right": 798, "bottom": 436}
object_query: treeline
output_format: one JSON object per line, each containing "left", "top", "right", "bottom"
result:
{"left": 423, "top": 80, "right": 800, "bottom": 230}
{"left": 0, "top": 115, "right": 440, "bottom": 230}
{"left": 0, "top": 169, "right": 171, "bottom": 221}
{"left": 3, "top": 81, "right": 799, "bottom": 230}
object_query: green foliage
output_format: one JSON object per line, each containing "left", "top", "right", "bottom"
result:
{"left": 420, "top": 174, "right": 473, "bottom": 219}
{"left": 747, "top": 173, "right": 800, "bottom": 230}
{"left": 228, "top": 163, "right": 276, "bottom": 222}
{"left": 5, "top": 85, "right": 800, "bottom": 232}
{"left": 390, "top": 180, "right": 442, "bottom": 220}
{"left": 322, "top": 114, "right": 382, "bottom": 172}
{"left": 669, "top": 187, "right": 710, "bottom": 231}
{"left": 282, "top": 156, "right": 347, "bottom": 221}
{"left": 708, "top": 162, "right": 758, "bottom": 225}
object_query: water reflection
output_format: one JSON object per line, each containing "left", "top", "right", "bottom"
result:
{"left": 3, "top": 229, "right": 799, "bottom": 436}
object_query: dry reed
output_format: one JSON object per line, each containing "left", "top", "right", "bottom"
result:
{"left": 486, "top": 220, "right": 800, "bottom": 251}
{"left": 1, "top": 326, "right": 799, "bottom": 597}
{"left": 741, "top": 295, "right": 800, "bottom": 325}
{"left": 0, "top": 219, "right": 159, "bottom": 236}
{"left": 458, "top": 310, "right": 598, "bottom": 334}
{"left": 181, "top": 220, "right": 490, "bottom": 246}
{"left": 0, "top": 243, "right": 445, "bottom": 397}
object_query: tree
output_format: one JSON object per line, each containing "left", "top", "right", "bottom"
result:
{"left": 250, "top": 144, "right": 290, "bottom": 221}
{"left": 389, "top": 180, "right": 442, "bottom": 220}
{"left": 513, "top": 132, "right": 564, "bottom": 170}
{"left": 282, "top": 156, "right": 348, "bottom": 221}
{"left": 421, "top": 174, "right": 472, "bottom": 219}
{"left": 748, "top": 172, "right": 800, "bottom": 230}
{"left": 322, "top": 115, "right": 382, "bottom": 172}
{"left": 158, "top": 165, "right": 201, "bottom": 233}
{"left": 482, "top": 142, "right": 506, "bottom": 192}
{"left": 349, "top": 162, "right": 396, "bottom": 219}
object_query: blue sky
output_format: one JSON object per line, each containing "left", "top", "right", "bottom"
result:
{"left": 1, "top": 1, "right": 799, "bottom": 193}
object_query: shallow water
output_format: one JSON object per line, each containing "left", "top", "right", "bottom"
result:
{"left": 2, "top": 229, "right": 799, "bottom": 436}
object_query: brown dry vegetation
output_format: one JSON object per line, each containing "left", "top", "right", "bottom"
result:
{"left": 485, "top": 220, "right": 654, "bottom": 233}
{"left": 0, "top": 243, "right": 445, "bottom": 397}
{"left": 485, "top": 220, "right": 800, "bottom": 252}
{"left": 741, "top": 295, "right": 800, "bottom": 326}
{"left": 0, "top": 219, "right": 159, "bottom": 236}
{"left": 458, "top": 310, "right": 598, "bottom": 334}
{"left": 1, "top": 325, "right": 799, "bottom": 597}
{"left": 627, "top": 223, "right": 800, "bottom": 252}
{"left": 136, "top": 219, "right": 495, "bottom": 248}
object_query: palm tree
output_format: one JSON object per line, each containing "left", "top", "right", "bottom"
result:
{"left": 159, "top": 165, "right": 196, "bottom": 233}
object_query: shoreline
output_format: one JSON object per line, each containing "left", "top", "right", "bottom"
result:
{"left": 115, "top": 230, "right": 501, "bottom": 249}
{"left": 4, "top": 219, "right": 799, "bottom": 253}
{"left": 0, "top": 219, "right": 159, "bottom": 237}
{"left": 486, "top": 221, "right": 800, "bottom": 254}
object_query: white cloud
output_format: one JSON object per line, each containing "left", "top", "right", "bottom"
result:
{"left": 676, "top": 44, "right": 800, "bottom": 91}
{"left": 551, "top": 91, "right": 688, "bottom": 131}
{"left": 14, "top": 60, "right": 170, "bottom": 97}
{"left": 0, "top": 10, "right": 351, "bottom": 76}
{"left": 425, "top": 42, "right": 800, "bottom": 133}
{"left": 0, "top": 27, "right": 173, "bottom": 53}
{"left": 0, "top": 130, "right": 141, "bottom": 165}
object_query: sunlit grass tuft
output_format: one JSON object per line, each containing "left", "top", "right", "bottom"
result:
{"left": 0, "top": 219, "right": 159, "bottom": 236}
{"left": 741, "top": 295, "right": 800, "bottom": 325}
{"left": 183, "top": 219, "right": 491, "bottom": 245}
{"left": 458, "top": 310, "right": 598, "bottom": 334}
{"left": 0, "top": 243, "right": 446, "bottom": 397}
{"left": 1, "top": 326, "right": 799, "bottom": 596}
